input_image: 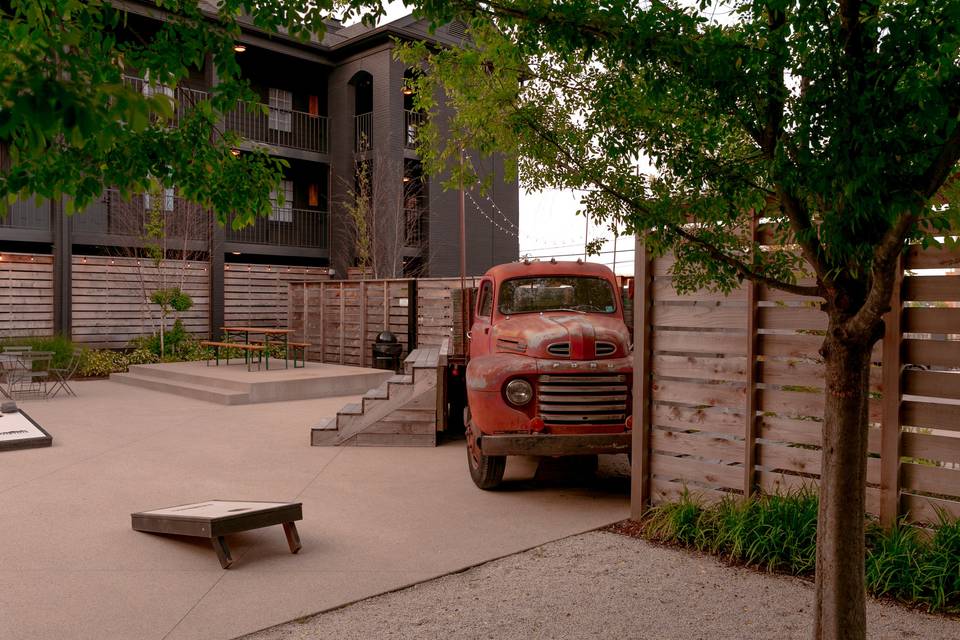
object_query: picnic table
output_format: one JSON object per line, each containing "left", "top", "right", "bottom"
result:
{"left": 222, "top": 327, "right": 296, "bottom": 370}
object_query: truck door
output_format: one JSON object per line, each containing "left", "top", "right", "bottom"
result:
{"left": 470, "top": 278, "right": 494, "bottom": 356}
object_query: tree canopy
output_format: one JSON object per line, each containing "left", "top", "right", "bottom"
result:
{"left": 0, "top": 0, "right": 378, "bottom": 225}
{"left": 401, "top": 0, "right": 959, "bottom": 311}
{"left": 395, "top": 1, "right": 959, "bottom": 638}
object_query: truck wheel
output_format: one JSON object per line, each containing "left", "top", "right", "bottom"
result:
{"left": 465, "top": 408, "right": 506, "bottom": 490}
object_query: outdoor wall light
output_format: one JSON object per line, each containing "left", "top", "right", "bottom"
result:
{"left": 232, "top": 251, "right": 241, "bottom": 255}
{"left": 230, "top": 149, "right": 241, "bottom": 157}
{"left": 401, "top": 86, "right": 414, "bottom": 95}
{"left": 233, "top": 43, "right": 247, "bottom": 53}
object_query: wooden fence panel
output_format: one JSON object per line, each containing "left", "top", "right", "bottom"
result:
{"left": 225, "top": 263, "right": 328, "bottom": 329}
{"left": 0, "top": 253, "right": 54, "bottom": 338}
{"left": 636, "top": 241, "right": 960, "bottom": 525}
{"left": 72, "top": 256, "right": 209, "bottom": 348}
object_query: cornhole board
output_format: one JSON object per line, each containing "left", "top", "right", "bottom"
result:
{"left": 0, "top": 409, "right": 52, "bottom": 452}
{"left": 131, "top": 500, "right": 302, "bottom": 569}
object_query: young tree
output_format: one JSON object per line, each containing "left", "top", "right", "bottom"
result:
{"left": 0, "top": 0, "right": 383, "bottom": 225}
{"left": 396, "top": 2, "right": 960, "bottom": 638}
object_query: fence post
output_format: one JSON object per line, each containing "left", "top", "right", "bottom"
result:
{"left": 359, "top": 281, "right": 367, "bottom": 367}
{"left": 407, "top": 279, "right": 418, "bottom": 352}
{"left": 630, "top": 237, "right": 653, "bottom": 520}
{"left": 744, "top": 215, "right": 760, "bottom": 497}
{"left": 319, "top": 282, "right": 326, "bottom": 364}
{"left": 339, "top": 281, "right": 345, "bottom": 365}
{"left": 879, "top": 256, "right": 904, "bottom": 528}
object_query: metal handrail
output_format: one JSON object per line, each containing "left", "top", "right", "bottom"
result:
{"left": 224, "top": 207, "right": 329, "bottom": 249}
{"left": 404, "top": 110, "right": 425, "bottom": 149}
{"left": 355, "top": 112, "right": 372, "bottom": 152}
{"left": 69, "top": 189, "right": 210, "bottom": 242}
{"left": 224, "top": 101, "right": 329, "bottom": 154}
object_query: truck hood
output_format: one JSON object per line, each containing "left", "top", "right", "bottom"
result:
{"left": 492, "top": 313, "right": 630, "bottom": 360}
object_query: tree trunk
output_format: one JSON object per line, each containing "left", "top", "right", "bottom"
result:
{"left": 813, "top": 332, "right": 873, "bottom": 640}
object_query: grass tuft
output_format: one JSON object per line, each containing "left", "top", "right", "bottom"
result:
{"left": 639, "top": 490, "right": 960, "bottom": 613}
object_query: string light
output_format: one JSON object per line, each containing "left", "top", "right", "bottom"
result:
{"left": 465, "top": 191, "right": 519, "bottom": 238}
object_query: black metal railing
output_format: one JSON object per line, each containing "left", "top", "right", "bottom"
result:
{"left": 404, "top": 110, "right": 425, "bottom": 149}
{"left": 225, "top": 208, "right": 329, "bottom": 250}
{"left": 355, "top": 112, "right": 372, "bottom": 152}
{"left": 70, "top": 189, "right": 210, "bottom": 243}
{"left": 404, "top": 207, "right": 428, "bottom": 248}
{"left": 122, "top": 75, "right": 208, "bottom": 126}
{"left": 224, "top": 102, "right": 329, "bottom": 154}
{"left": 1, "top": 198, "right": 50, "bottom": 231}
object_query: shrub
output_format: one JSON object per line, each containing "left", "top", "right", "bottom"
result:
{"left": 1, "top": 335, "right": 74, "bottom": 369}
{"left": 77, "top": 349, "right": 129, "bottom": 377}
{"left": 126, "top": 347, "right": 160, "bottom": 365}
{"left": 639, "top": 490, "right": 960, "bottom": 612}
{"left": 867, "top": 512, "right": 960, "bottom": 612}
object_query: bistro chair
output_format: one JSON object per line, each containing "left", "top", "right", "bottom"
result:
{"left": 49, "top": 353, "right": 82, "bottom": 398}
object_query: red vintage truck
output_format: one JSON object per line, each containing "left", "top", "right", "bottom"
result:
{"left": 463, "top": 260, "right": 633, "bottom": 489}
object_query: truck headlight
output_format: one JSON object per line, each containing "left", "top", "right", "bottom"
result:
{"left": 505, "top": 379, "right": 533, "bottom": 406}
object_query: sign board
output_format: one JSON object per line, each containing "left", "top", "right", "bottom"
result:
{"left": 0, "top": 410, "right": 52, "bottom": 451}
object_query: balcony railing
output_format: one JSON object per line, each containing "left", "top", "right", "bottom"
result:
{"left": 404, "top": 110, "right": 425, "bottom": 149}
{"left": 123, "top": 76, "right": 329, "bottom": 154}
{"left": 122, "top": 75, "right": 208, "bottom": 126}
{"left": 1, "top": 198, "right": 50, "bottom": 232}
{"left": 70, "top": 189, "right": 210, "bottom": 243}
{"left": 225, "top": 208, "right": 329, "bottom": 250}
{"left": 355, "top": 112, "right": 372, "bottom": 152}
{"left": 404, "top": 207, "right": 428, "bottom": 248}
{"left": 224, "top": 102, "right": 329, "bottom": 154}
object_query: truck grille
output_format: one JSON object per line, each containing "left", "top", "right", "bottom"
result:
{"left": 537, "top": 373, "right": 629, "bottom": 426}
{"left": 546, "top": 342, "right": 570, "bottom": 357}
{"left": 595, "top": 341, "right": 616, "bottom": 356}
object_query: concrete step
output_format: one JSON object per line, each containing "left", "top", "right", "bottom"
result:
{"left": 126, "top": 364, "right": 251, "bottom": 392}
{"left": 310, "top": 417, "right": 338, "bottom": 446}
{"left": 111, "top": 372, "right": 249, "bottom": 405}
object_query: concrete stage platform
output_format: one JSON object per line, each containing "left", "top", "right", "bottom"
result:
{"left": 110, "top": 361, "right": 392, "bottom": 405}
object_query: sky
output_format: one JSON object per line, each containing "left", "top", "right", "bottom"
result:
{"left": 367, "top": 2, "right": 636, "bottom": 274}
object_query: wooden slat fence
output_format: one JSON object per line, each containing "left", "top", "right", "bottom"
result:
{"left": 224, "top": 263, "right": 329, "bottom": 328}
{"left": 72, "top": 255, "right": 210, "bottom": 347}
{"left": 634, "top": 237, "right": 960, "bottom": 525}
{"left": 289, "top": 277, "right": 479, "bottom": 367}
{"left": 0, "top": 253, "right": 54, "bottom": 338}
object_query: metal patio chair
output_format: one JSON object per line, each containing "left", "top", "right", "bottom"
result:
{"left": 48, "top": 353, "right": 82, "bottom": 398}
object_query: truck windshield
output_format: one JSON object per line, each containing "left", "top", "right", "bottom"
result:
{"left": 498, "top": 276, "right": 618, "bottom": 315}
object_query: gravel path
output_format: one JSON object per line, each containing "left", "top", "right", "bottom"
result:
{"left": 241, "top": 530, "right": 958, "bottom": 640}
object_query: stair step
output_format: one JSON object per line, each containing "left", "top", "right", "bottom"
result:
{"left": 110, "top": 372, "right": 249, "bottom": 405}
{"left": 313, "top": 417, "right": 336, "bottom": 430}
{"left": 340, "top": 402, "right": 362, "bottom": 415}
{"left": 363, "top": 388, "right": 389, "bottom": 400}
{"left": 311, "top": 422, "right": 340, "bottom": 446}
{"left": 387, "top": 375, "right": 413, "bottom": 385}
{"left": 125, "top": 364, "right": 251, "bottom": 392}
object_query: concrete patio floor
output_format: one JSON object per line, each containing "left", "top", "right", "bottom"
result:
{"left": 0, "top": 379, "right": 629, "bottom": 640}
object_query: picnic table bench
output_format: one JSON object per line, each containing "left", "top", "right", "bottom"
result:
{"left": 200, "top": 341, "right": 264, "bottom": 371}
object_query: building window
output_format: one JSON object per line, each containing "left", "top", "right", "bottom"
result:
{"left": 144, "top": 187, "right": 175, "bottom": 212}
{"left": 269, "top": 180, "right": 294, "bottom": 222}
{"left": 268, "top": 88, "right": 292, "bottom": 132}
{"left": 308, "top": 183, "right": 319, "bottom": 207}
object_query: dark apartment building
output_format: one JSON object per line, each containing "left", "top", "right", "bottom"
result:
{"left": 0, "top": 6, "right": 519, "bottom": 337}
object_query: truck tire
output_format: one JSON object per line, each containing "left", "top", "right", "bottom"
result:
{"left": 465, "top": 408, "right": 506, "bottom": 490}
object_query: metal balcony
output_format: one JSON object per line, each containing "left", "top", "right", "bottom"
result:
{"left": 404, "top": 110, "right": 425, "bottom": 149}
{"left": 224, "top": 208, "right": 329, "bottom": 250}
{"left": 355, "top": 113, "right": 372, "bottom": 152}
{"left": 70, "top": 189, "right": 210, "bottom": 246}
{"left": 1, "top": 198, "right": 50, "bottom": 232}
{"left": 225, "top": 102, "right": 329, "bottom": 154}
{"left": 404, "top": 207, "right": 428, "bottom": 248}
{"left": 122, "top": 75, "right": 208, "bottom": 126}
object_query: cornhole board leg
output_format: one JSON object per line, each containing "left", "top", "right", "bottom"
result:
{"left": 283, "top": 522, "right": 301, "bottom": 554}
{"left": 212, "top": 536, "right": 233, "bottom": 569}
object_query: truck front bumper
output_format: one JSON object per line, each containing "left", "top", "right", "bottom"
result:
{"left": 479, "top": 432, "right": 632, "bottom": 457}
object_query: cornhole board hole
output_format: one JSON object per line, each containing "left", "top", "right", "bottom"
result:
{"left": 0, "top": 409, "right": 52, "bottom": 452}
{"left": 131, "top": 500, "right": 303, "bottom": 569}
